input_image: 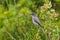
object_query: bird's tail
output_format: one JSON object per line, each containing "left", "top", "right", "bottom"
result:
{"left": 39, "top": 24, "right": 45, "bottom": 32}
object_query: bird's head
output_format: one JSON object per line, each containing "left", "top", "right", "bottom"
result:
{"left": 31, "top": 12, "right": 36, "bottom": 16}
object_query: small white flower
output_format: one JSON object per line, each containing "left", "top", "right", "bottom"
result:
{"left": 53, "top": 30, "right": 55, "bottom": 32}
{"left": 50, "top": 9, "right": 55, "bottom": 12}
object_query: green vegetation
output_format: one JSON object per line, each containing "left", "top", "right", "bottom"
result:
{"left": 0, "top": 0, "right": 60, "bottom": 40}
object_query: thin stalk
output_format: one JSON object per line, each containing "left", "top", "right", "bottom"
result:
{"left": 6, "top": 31, "right": 16, "bottom": 40}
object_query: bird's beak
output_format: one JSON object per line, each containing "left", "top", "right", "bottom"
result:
{"left": 30, "top": 14, "right": 32, "bottom": 15}
{"left": 30, "top": 13, "right": 31, "bottom": 15}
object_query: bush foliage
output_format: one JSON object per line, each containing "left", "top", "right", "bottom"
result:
{"left": 0, "top": 0, "right": 60, "bottom": 40}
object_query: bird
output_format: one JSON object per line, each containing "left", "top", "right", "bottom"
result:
{"left": 31, "top": 12, "right": 44, "bottom": 31}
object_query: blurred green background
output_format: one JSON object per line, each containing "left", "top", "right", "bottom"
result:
{"left": 0, "top": 0, "right": 60, "bottom": 40}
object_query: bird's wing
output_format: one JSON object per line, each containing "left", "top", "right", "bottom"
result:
{"left": 34, "top": 17, "right": 42, "bottom": 27}
{"left": 34, "top": 17, "right": 45, "bottom": 32}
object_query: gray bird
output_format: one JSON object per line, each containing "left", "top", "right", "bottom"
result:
{"left": 31, "top": 12, "right": 44, "bottom": 31}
